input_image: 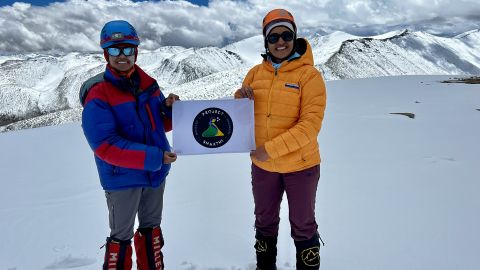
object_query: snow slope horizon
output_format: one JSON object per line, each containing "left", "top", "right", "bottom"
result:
{"left": 0, "top": 76, "right": 479, "bottom": 270}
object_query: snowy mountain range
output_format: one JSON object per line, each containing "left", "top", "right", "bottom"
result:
{"left": 1, "top": 29, "right": 479, "bottom": 132}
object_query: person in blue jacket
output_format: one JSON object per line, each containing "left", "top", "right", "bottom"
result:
{"left": 80, "top": 20, "right": 178, "bottom": 270}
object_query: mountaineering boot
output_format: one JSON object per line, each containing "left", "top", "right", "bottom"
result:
{"left": 294, "top": 233, "right": 321, "bottom": 270}
{"left": 254, "top": 232, "right": 277, "bottom": 270}
{"left": 103, "top": 237, "right": 133, "bottom": 270}
{"left": 134, "top": 226, "right": 164, "bottom": 270}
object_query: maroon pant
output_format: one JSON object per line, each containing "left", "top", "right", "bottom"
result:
{"left": 252, "top": 163, "right": 320, "bottom": 241}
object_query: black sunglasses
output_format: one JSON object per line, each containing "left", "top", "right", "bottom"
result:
{"left": 106, "top": 47, "right": 136, "bottom": 57}
{"left": 267, "top": 31, "right": 294, "bottom": 44}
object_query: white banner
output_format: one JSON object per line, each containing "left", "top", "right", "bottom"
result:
{"left": 172, "top": 99, "right": 255, "bottom": 155}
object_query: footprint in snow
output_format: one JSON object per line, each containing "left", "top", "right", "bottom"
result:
{"left": 43, "top": 255, "right": 96, "bottom": 269}
{"left": 424, "top": 156, "right": 457, "bottom": 164}
{"left": 180, "top": 261, "right": 196, "bottom": 270}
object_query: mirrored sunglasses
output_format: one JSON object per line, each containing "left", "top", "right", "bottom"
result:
{"left": 267, "top": 31, "right": 294, "bottom": 44}
{"left": 106, "top": 47, "right": 136, "bottom": 57}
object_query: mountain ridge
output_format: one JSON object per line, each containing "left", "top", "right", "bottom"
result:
{"left": 1, "top": 28, "right": 479, "bottom": 131}
{"left": 319, "top": 29, "right": 480, "bottom": 80}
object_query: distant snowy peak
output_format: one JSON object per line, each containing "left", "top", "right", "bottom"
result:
{"left": 223, "top": 35, "right": 265, "bottom": 66}
{"left": 147, "top": 46, "right": 244, "bottom": 87}
{"left": 370, "top": 29, "right": 409, "bottom": 40}
{"left": 320, "top": 29, "right": 480, "bottom": 79}
{"left": 454, "top": 29, "right": 480, "bottom": 39}
{"left": 453, "top": 29, "right": 480, "bottom": 48}
{"left": 329, "top": 29, "right": 410, "bottom": 50}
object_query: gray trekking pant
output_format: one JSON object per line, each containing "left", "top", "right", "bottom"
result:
{"left": 105, "top": 181, "right": 166, "bottom": 241}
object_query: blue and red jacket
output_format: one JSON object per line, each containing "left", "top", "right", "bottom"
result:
{"left": 81, "top": 64, "right": 172, "bottom": 191}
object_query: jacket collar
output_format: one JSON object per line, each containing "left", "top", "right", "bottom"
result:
{"left": 104, "top": 64, "right": 156, "bottom": 96}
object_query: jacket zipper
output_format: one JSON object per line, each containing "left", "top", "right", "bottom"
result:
{"left": 136, "top": 93, "right": 153, "bottom": 186}
{"left": 145, "top": 103, "right": 156, "bottom": 131}
{"left": 134, "top": 96, "right": 148, "bottom": 143}
{"left": 266, "top": 66, "right": 279, "bottom": 170}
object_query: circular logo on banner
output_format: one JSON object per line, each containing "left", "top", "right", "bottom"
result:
{"left": 192, "top": 107, "right": 233, "bottom": 148}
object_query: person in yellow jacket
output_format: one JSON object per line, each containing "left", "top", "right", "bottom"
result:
{"left": 234, "top": 8, "right": 327, "bottom": 270}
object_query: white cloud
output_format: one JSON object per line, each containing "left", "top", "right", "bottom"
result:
{"left": 0, "top": 0, "right": 479, "bottom": 53}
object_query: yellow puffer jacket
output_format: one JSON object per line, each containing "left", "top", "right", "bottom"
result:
{"left": 235, "top": 38, "right": 327, "bottom": 173}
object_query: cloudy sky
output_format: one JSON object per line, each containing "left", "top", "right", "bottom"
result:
{"left": 1, "top": 0, "right": 479, "bottom": 53}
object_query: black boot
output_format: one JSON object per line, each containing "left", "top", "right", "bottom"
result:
{"left": 294, "top": 233, "right": 321, "bottom": 270}
{"left": 254, "top": 232, "right": 277, "bottom": 270}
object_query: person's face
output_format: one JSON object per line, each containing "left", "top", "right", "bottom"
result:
{"left": 266, "top": 26, "right": 295, "bottom": 62}
{"left": 107, "top": 44, "right": 136, "bottom": 72}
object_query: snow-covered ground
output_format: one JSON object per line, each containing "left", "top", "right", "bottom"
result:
{"left": 0, "top": 76, "right": 479, "bottom": 270}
